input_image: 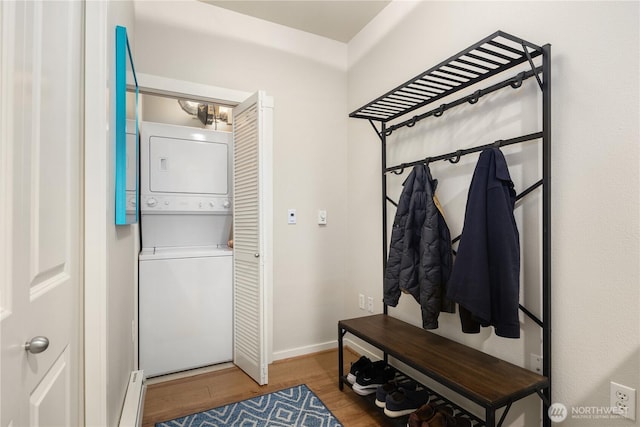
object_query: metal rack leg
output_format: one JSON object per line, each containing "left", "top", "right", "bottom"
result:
{"left": 485, "top": 408, "right": 496, "bottom": 427}
{"left": 338, "top": 327, "right": 345, "bottom": 390}
{"left": 542, "top": 41, "right": 552, "bottom": 427}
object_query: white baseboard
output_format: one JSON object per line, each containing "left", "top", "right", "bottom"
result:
{"left": 271, "top": 338, "right": 387, "bottom": 363}
{"left": 272, "top": 339, "right": 385, "bottom": 389}
{"left": 343, "top": 338, "right": 384, "bottom": 361}
{"left": 119, "top": 370, "right": 146, "bottom": 427}
{"left": 272, "top": 340, "right": 338, "bottom": 361}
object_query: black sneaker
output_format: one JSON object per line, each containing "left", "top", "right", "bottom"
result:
{"left": 352, "top": 361, "right": 394, "bottom": 396}
{"left": 383, "top": 387, "right": 431, "bottom": 418}
{"left": 374, "top": 378, "right": 417, "bottom": 408}
{"left": 346, "top": 356, "right": 372, "bottom": 385}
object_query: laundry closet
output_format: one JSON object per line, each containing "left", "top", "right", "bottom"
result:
{"left": 131, "top": 88, "right": 273, "bottom": 383}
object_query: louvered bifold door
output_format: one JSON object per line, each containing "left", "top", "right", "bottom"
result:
{"left": 232, "top": 91, "right": 272, "bottom": 385}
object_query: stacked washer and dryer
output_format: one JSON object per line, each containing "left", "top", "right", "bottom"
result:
{"left": 138, "top": 122, "right": 233, "bottom": 378}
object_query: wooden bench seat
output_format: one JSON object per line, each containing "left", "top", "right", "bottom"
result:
{"left": 338, "top": 314, "right": 549, "bottom": 426}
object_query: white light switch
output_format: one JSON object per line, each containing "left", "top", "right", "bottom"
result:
{"left": 318, "top": 209, "right": 327, "bottom": 225}
{"left": 288, "top": 209, "right": 297, "bottom": 224}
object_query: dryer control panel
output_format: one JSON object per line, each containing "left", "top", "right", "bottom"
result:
{"left": 141, "top": 195, "right": 232, "bottom": 214}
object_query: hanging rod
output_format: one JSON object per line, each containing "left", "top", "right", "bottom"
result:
{"left": 386, "top": 131, "right": 543, "bottom": 174}
{"left": 384, "top": 67, "right": 542, "bottom": 136}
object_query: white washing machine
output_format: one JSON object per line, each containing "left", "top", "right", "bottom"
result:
{"left": 138, "top": 121, "right": 233, "bottom": 378}
{"left": 139, "top": 246, "right": 232, "bottom": 377}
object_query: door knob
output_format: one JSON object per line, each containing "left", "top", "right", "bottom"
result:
{"left": 25, "top": 336, "right": 49, "bottom": 354}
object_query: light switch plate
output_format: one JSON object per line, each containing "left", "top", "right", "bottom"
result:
{"left": 288, "top": 209, "right": 296, "bottom": 224}
{"left": 318, "top": 209, "right": 327, "bottom": 225}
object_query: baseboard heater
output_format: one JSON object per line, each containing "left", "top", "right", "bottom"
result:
{"left": 119, "top": 370, "right": 146, "bottom": 427}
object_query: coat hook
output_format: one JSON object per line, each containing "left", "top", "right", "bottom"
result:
{"left": 494, "top": 139, "right": 504, "bottom": 148}
{"left": 510, "top": 71, "right": 525, "bottom": 89}
{"left": 407, "top": 116, "right": 418, "bottom": 127}
{"left": 391, "top": 163, "right": 406, "bottom": 175}
{"left": 434, "top": 104, "right": 446, "bottom": 117}
{"left": 468, "top": 90, "right": 481, "bottom": 105}
{"left": 385, "top": 128, "right": 394, "bottom": 137}
{"left": 424, "top": 156, "right": 432, "bottom": 165}
{"left": 448, "top": 150, "right": 462, "bottom": 164}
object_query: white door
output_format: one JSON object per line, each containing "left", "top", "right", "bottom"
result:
{"left": 1, "top": 1, "right": 83, "bottom": 426}
{"left": 232, "top": 91, "right": 273, "bottom": 385}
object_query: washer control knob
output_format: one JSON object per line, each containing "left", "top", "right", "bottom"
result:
{"left": 223, "top": 200, "right": 230, "bottom": 208}
{"left": 209, "top": 201, "right": 215, "bottom": 208}
{"left": 146, "top": 197, "right": 157, "bottom": 207}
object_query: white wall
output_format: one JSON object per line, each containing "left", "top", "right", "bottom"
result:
{"left": 133, "top": 0, "right": 350, "bottom": 359}
{"left": 85, "top": 2, "right": 137, "bottom": 426}
{"left": 347, "top": 1, "right": 639, "bottom": 426}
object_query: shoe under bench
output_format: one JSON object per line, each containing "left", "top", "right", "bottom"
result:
{"left": 338, "top": 314, "right": 549, "bottom": 427}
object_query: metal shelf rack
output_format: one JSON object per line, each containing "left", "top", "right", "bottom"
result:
{"left": 339, "top": 30, "right": 551, "bottom": 427}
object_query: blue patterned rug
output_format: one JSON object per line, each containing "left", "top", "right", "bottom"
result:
{"left": 156, "top": 384, "right": 343, "bottom": 427}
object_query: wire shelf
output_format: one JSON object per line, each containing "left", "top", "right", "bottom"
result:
{"left": 349, "top": 31, "right": 543, "bottom": 122}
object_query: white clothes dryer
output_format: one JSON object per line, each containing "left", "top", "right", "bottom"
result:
{"left": 139, "top": 121, "right": 233, "bottom": 248}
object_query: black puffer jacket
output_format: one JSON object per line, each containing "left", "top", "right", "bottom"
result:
{"left": 383, "top": 164, "right": 455, "bottom": 329}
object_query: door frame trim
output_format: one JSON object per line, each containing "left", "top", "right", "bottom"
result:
{"left": 84, "top": 2, "right": 109, "bottom": 425}
{"left": 135, "top": 73, "right": 250, "bottom": 106}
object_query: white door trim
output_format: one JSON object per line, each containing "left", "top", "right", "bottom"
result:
{"left": 136, "top": 73, "right": 251, "bottom": 106}
{"left": 84, "top": 1, "right": 109, "bottom": 425}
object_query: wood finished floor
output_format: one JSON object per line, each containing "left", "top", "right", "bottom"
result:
{"left": 142, "top": 348, "right": 395, "bottom": 427}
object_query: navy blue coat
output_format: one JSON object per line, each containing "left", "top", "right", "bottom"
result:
{"left": 384, "top": 164, "right": 455, "bottom": 329}
{"left": 446, "top": 148, "right": 521, "bottom": 338}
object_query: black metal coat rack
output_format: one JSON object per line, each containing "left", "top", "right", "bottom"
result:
{"left": 346, "top": 30, "right": 552, "bottom": 427}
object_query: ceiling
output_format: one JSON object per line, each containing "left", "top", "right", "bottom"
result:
{"left": 201, "top": 0, "right": 391, "bottom": 43}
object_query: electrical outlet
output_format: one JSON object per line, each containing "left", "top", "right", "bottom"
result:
{"left": 529, "top": 353, "right": 542, "bottom": 374}
{"left": 358, "top": 294, "right": 365, "bottom": 310}
{"left": 611, "top": 381, "right": 636, "bottom": 420}
{"left": 367, "top": 297, "right": 374, "bottom": 313}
